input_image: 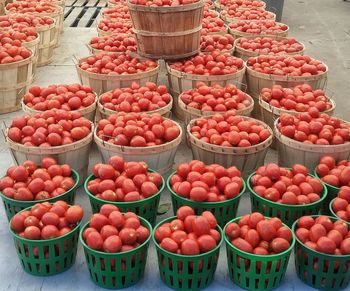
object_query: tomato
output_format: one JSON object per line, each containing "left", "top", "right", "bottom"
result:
{"left": 309, "top": 224, "right": 327, "bottom": 242}
{"left": 24, "top": 226, "right": 41, "bottom": 240}
{"left": 197, "top": 235, "right": 217, "bottom": 252}
{"left": 256, "top": 220, "right": 276, "bottom": 242}
{"left": 160, "top": 238, "right": 179, "bottom": 253}
{"left": 89, "top": 214, "right": 109, "bottom": 231}
{"left": 181, "top": 239, "right": 200, "bottom": 255}
{"left": 103, "top": 235, "right": 122, "bottom": 253}
{"left": 65, "top": 205, "right": 83, "bottom": 223}
{"left": 41, "top": 225, "right": 59, "bottom": 239}
{"left": 316, "top": 237, "right": 336, "bottom": 254}
{"left": 11, "top": 213, "right": 26, "bottom": 233}
{"left": 86, "top": 231, "right": 104, "bottom": 250}
{"left": 232, "top": 238, "right": 253, "bottom": 253}
{"left": 176, "top": 206, "right": 195, "bottom": 221}
{"left": 119, "top": 228, "right": 137, "bottom": 245}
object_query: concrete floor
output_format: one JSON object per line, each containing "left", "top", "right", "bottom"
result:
{"left": 0, "top": 0, "right": 350, "bottom": 290}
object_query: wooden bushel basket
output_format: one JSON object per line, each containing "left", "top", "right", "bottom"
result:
{"left": 228, "top": 23, "right": 289, "bottom": 40}
{"left": 178, "top": 92, "right": 254, "bottom": 126}
{"left": 22, "top": 34, "right": 40, "bottom": 75}
{"left": 274, "top": 119, "right": 350, "bottom": 172}
{"left": 35, "top": 18, "right": 57, "bottom": 66}
{"left": 127, "top": 0, "right": 204, "bottom": 60}
{"left": 6, "top": 127, "right": 94, "bottom": 184}
{"left": 96, "top": 92, "right": 173, "bottom": 120}
{"left": 233, "top": 36, "right": 305, "bottom": 61}
{"left": 76, "top": 57, "right": 159, "bottom": 95}
{"left": 246, "top": 64, "right": 328, "bottom": 118}
{"left": 0, "top": 54, "right": 34, "bottom": 114}
{"left": 94, "top": 122, "right": 182, "bottom": 174}
{"left": 187, "top": 116, "right": 273, "bottom": 178}
{"left": 166, "top": 63, "right": 246, "bottom": 119}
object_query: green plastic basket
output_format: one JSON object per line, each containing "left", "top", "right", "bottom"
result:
{"left": 0, "top": 169, "right": 79, "bottom": 221}
{"left": 247, "top": 172, "right": 328, "bottom": 227}
{"left": 329, "top": 198, "right": 350, "bottom": 226}
{"left": 84, "top": 170, "right": 164, "bottom": 226}
{"left": 167, "top": 172, "right": 246, "bottom": 227}
{"left": 292, "top": 215, "right": 350, "bottom": 291}
{"left": 314, "top": 169, "right": 340, "bottom": 215}
{"left": 9, "top": 205, "right": 81, "bottom": 276}
{"left": 152, "top": 216, "right": 224, "bottom": 291}
{"left": 80, "top": 216, "right": 152, "bottom": 289}
{"left": 224, "top": 216, "right": 295, "bottom": 291}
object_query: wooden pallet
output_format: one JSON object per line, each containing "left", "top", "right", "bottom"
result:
{"left": 64, "top": 0, "right": 106, "bottom": 27}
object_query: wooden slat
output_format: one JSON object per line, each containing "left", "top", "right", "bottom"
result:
{"left": 96, "top": 0, "right": 107, "bottom": 7}
{"left": 65, "top": 0, "right": 77, "bottom": 5}
{"left": 85, "top": 0, "right": 99, "bottom": 6}
{"left": 78, "top": 7, "right": 97, "bottom": 27}
{"left": 74, "top": 0, "right": 88, "bottom": 6}
{"left": 64, "top": 7, "right": 84, "bottom": 26}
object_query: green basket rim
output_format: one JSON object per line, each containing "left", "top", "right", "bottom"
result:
{"left": 292, "top": 214, "right": 350, "bottom": 258}
{"left": 8, "top": 203, "right": 82, "bottom": 243}
{"left": 313, "top": 169, "right": 340, "bottom": 192}
{"left": 247, "top": 171, "right": 328, "bottom": 209}
{"left": 223, "top": 215, "right": 296, "bottom": 259}
{"left": 83, "top": 168, "right": 165, "bottom": 206}
{"left": 328, "top": 198, "right": 350, "bottom": 226}
{"left": 152, "top": 216, "right": 224, "bottom": 259}
{"left": 79, "top": 215, "right": 152, "bottom": 256}
{"left": 0, "top": 169, "right": 80, "bottom": 204}
{"left": 166, "top": 171, "right": 246, "bottom": 206}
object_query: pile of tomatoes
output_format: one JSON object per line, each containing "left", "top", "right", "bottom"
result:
{"left": 200, "top": 34, "right": 234, "bottom": 53}
{"left": 11, "top": 201, "right": 84, "bottom": 240}
{"left": 180, "top": 82, "right": 251, "bottom": 112}
{"left": 87, "top": 156, "right": 162, "bottom": 202}
{"left": 226, "top": 213, "right": 293, "bottom": 255}
{"left": 169, "top": 51, "right": 244, "bottom": 75}
{"left": 23, "top": 84, "right": 96, "bottom": 111}
{"left": 203, "top": 8, "right": 219, "bottom": 19}
{"left": 79, "top": 53, "right": 157, "bottom": 75}
{"left": 316, "top": 156, "right": 350, "bottom": 187}
{"left": 6, "top": 2, "right": 60, "bottom": 13}
{"left": 218, "top": 0, "right": 265, "bottom": 9}
{"left": 98, "top": 19, "right": 133, "bottom": 34}
{"left": 8, "top": 110, "right": 91, "bottom": 146}
{"left": 277, "top": 110, "right": 350, "bottom": 145}
{"left": 83, "top": 205, "right": 149, "bottom": 253}
{"left": 247, "top": 55, "right": 327, "bottom": 76}
{"left": 155, "top": 206, "right": 221, "bottom": 255}
{"left": 108, "top": 0, "right": 126, "bottom": 6}
{"left": 0, "top": 14, "right": 54, "bottom": 27}
{"left": 236, "top": 36, "right": 304, "bottom": 55}
{"left": 229, "top": 20, "right": 288, "bottom": 35}
{"left": 260, "top": 84, "right": 332, "bottom": 112}
{"left": 332, "top": 186, "right": 350, "bottom": 222}
{"left": 102, "top": 6, "right": 130, "bottom": 20}
{"left": 201, "top": 18, "right": 227, "bottom": 35}
{"left": 250, "top": 163, "right": 324, "bottom": 205}
{"left": 169, "top": 160, "right": 243, "bottom": 202}
{"left": 295, "top": 216, "right": 350, "bottom": 255}
{"left": 99, "top": 82, "right": 171, "bottom": 113}
{"left": 1, "top": 26, "right": 38, "bottom": 44}
{"left": 89, "top": 34, "right": 137, "bottom": 53}
{"left": 96, "top": 112, "right": 181, "bottom": 146}
{"left": 129, "top": 0, "right": 199, "bottom": 6}
{"left": 190, "top": 112, "right": 271, "bottom": 147}
{"left": 221, "top": 8, "right": 275, "bottom": 21}
{"left": 0, "top": 43, "right": 32, "bottom": 64}
{"left": 0, "top": 157, "right": 74, "bottom": 201}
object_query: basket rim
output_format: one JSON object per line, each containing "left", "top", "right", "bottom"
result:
{"left": 127, "top": 0, "right": 204, "bottom": 11}
{"left": 224, "top": 215, "right": 296, "bottom": 258}
{"left": 0, "top": 168, "right": 80, "bottom": 204}
{"left": 313, "top": 169, "right": 340, "bottom": 192}
{"left": 166, "top": 171, "right": 246, "bottom": 206}
{"left": 79, "top": 215, "right": 152, "bottom": 256}
{"left": 9, "top": 203, "right": 82, "bottom": 243}
{"left": 247, "top": 171, "right": 328, "bottom": 209}
{"left": 328, "top": 198, "right": 350, "bottom": 226}
{"left": 0, "top": 49, "right": 35, "bottom": 67}
{"left": 152, "top": 216, "right": 224, "bottom": 258}
{"left": 83, "top": 169, "right": 165, "bottom": 206}
{"left": 292, "top": 215, "right": 350, "bottom": 258}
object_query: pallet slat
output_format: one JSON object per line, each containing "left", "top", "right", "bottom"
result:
{"left": 64, "top": 7, "right": 84, "bottom": 26}
{"left": 78, "top": 7, "right": 97, "bottom": 27}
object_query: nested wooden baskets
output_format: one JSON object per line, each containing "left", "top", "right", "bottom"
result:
{"left": 127, "top": 0, "right": 204, "bottom": 59}
{"left": 187, "top": 116, "right": 273, "bottom": 178}
{"left": 228, "top": 24, "right": 289, "bottom": 40}
{"left": 94, "top": 122, "right": 182, "bottom": 174}
{"left": 6, "top": 127, "right": 94, "bottom": 184}
{"left": 178, "top": 92, "right": 254, "bottom": 126}
{"left": 274, "top": 119, "right": 350, "bottom": 172}
{"left": 35, "top": 19, "right": 57, "bottom": 66}
{"left": 166, "top": 62, "right": 246, "bottom": 119}
{"left": 0, "top": 54, "right": 34, "bottom": 114}
{"left": 22, "top": 34, "right": 40, "bottom": 73}
{"left": 76, "top": 58, "right": 159, "bottom": 95}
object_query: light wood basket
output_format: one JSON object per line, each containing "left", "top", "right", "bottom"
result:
{"left": 187, "top": 115, "right": 273, "bottom": 178}
{"left": 22, "top": 34, "right": 40, "bottom": 74}
{"left": 94, "top": 121, "right": 182, "bottom": 174}
{"left": 127, "top": 0, "right": 204, "bottom": 60}
{"left": 76, "top": 57, "right": 159, "bottom": 95}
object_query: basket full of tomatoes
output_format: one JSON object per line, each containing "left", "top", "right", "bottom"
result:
{"left": 224, "top": 213, "right": 295, "bottom": 291}
{"left": 293, "top": 215, "right": 350, "bottom": 290}
{"left": 152, "top": 206, "right": 224, "bottom": 290}
{"left": 84, "top": 156, "right": 164, "bottom": 226}
{"left": 80, "top": 205, "right": 152, "bottom": 288}
{"left": 9, "top": 201, "right": 84, "bottom": 276}
{"left": 248, "top": 163, "right": 327, "bottom": 227}
{"left": 0, "top": 158, "right": 79, "bottom": 220}
{"left": 167, "top": 160, "right": 246, "bottom": 227}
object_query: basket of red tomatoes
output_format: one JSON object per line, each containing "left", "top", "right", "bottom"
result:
{"left": 167, "top": 160, "right": 246, "bottom": 227}
{"left": 152, "top": 206, "right": 224, "bottom": 290}
{"left": 80, "top": 205, "right": 152, "bottom": 288}
{"left": 224, "top": 213, "right": 295, "bottom": 291}
{"left": 293, "top": 215, "right": 350, "bottom": 290}
{"left": 9, "top": 201, "right": 83, "bottom": 275}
